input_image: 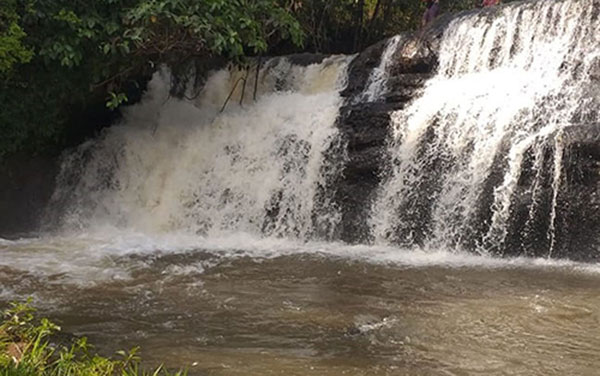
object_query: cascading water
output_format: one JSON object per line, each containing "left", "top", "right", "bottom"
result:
{"left": 358, "top": 35, "right": 403, "bottom": 102}
{"left": 370, "top": 0, "right": 600, "bottom": 256}
{"left": 49, "top": 56, "right": 351, "bottom": 240}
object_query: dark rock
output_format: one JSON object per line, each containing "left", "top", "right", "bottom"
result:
{"left": 388, "top": 39, "right": 438, "bottom": 76}
{"left": 334, "top": 29, "right": 442, "bottom": 243}
{"left": 551, "top": 124, "right": 600, "bottom": 260}
{"left": 497, "top": 124, "right": 600, "bottom": 261}
{"left": 340, "top": 102, "right": 403, "bottom": 151}
{"left": 341, "top": 38, "right": 390, "bottom": 99}
{"left": 286, "top": 53, "right": 330, "bottom": 67}
{"left": 387, "top": 73, "right": 432, "bottom": 90}
{"left": 0, "top": 155, "right": 58, "bottom": 237}
{"left": 502, "top": 142, "right": 556, "bottom": 258}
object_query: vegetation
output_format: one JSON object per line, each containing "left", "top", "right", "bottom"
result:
{"left": 0, "top": 300, "right": 185, "bottom": 376}
{"left": 0, "top": 0, "right": 303, "bottom": 158}
{"left": 283, "top": 0, "right": 494, "bottom": 53}
{"left": 285, "top": 0, "right": 421, "bottom": 53}
{"left": 0, "top": 0, "right": 509, "bottom": 159}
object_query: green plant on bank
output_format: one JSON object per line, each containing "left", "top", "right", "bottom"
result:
{"left": 0, "top": 300, "right": 186, "bottom": 376}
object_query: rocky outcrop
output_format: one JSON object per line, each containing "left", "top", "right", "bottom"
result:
{"left": 334, "top": 20, "right": 445, "bottom": 243}
{"left": 554, "top": 125, "right": 600, "bottom": 260}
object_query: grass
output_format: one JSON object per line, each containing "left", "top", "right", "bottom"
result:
{"left": 0, "top": 300, "right": 186, "bottom": 376}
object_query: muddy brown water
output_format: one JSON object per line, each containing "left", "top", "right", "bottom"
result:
{"left": 2, "top": 241, "right": 600, "bottom": 376}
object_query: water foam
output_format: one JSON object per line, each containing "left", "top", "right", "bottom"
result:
{"left": 3, "top": 229, "right": 600, "bottom": 293}
{"left": 49, "top": 56, "right": 351, "bottom": 240}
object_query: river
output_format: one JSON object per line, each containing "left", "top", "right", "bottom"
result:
{"left": 2, "top": 234, "right": 600, "bottom": 375}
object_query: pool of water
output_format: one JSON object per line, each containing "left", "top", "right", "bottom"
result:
{"left": 1, "top": 234, "right": 600, "bottom": 375}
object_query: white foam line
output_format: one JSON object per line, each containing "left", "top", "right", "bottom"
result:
{"left": 3, "top": 231, "right": 600, "bottom": 288}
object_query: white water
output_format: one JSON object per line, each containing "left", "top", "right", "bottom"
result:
{"left": 3, "top": 56, "right": 354, "bottom": 289}
{"left": 359, "top": 35, "right": 403, "bottom": 102}
{"left": 49, "top": 56, "right": 350, "bottom": 240}
{"left": 371, "top": 0, "right": 600, "bottom": 253}
{"left": 3, "top": 231, "right": 600, "bottom": 289}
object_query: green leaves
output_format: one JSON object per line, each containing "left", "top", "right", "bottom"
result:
{"left": 53, "top": 9, "right": 81, "bottom": 25}
{"left": 21, "top": 0, "right": 303, "bottom": 90}
{"left": 121, "top": 0, "right": 303, "bottom": 60}
{"left": 0, "top": 0, "right": 34, "bottom": 75}
{"left": 0, "top": 21, "right": 33, "bottom": 73}
{"left": 0, "top": 300, "right": 188, "bottom": 375}
{"left": 106, "top": 91, "right": 128, "bottom": 110}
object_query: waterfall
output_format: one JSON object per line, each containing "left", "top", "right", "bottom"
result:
{"left": 359, "top": 35, "right": 403, "bottom": 102}
{"left": 370, "top": 0, "right": 600, "bottom": 255}
{"left": 49, "top": 56, "right": 351, "bottom": 240}
{"left": 44, "top": 0, "right": 600, "bottom": 258}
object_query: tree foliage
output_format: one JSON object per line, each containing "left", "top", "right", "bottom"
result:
{"left": 282, "top": 0, "right": 424, "bottom": 53}
{"left": 0, "top": 0, "right": 303, "bottom": 157}
{"left": 0, "top": 0, "right": 33, "bottom": 75}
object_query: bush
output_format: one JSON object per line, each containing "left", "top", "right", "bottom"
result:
{"left": 0, "top": 300, "right": 186, "bottom": 376}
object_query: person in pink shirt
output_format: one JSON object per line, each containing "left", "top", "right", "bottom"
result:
{"left": 482, "top": 0, "right": 501, "bottom": 6}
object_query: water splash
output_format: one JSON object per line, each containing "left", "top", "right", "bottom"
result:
{"left": 44, "top": 0, "right": 600, "bottom": 259}
{"left": 49, "top": 56, "right": 352, "bottom": 240}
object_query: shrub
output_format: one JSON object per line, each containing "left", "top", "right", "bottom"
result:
{"left": 0, "top": 300, "right": 186, "bottom": 376}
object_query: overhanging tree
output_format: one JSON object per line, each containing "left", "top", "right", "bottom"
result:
{"left": 0, "top": 0, "right": 303, "bottom": 157}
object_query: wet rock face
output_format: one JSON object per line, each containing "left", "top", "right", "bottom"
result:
{"left": 504, "top": 124, "right": 600, "bottom": 261}
{"left": 556, "top": 130, "right": 600, "bottom": 261}
{"left": 334, "top": 102, "right": 400, "bottom": 242}
{"left": 334, "top": 29, "right": 441, "bottom": 243}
